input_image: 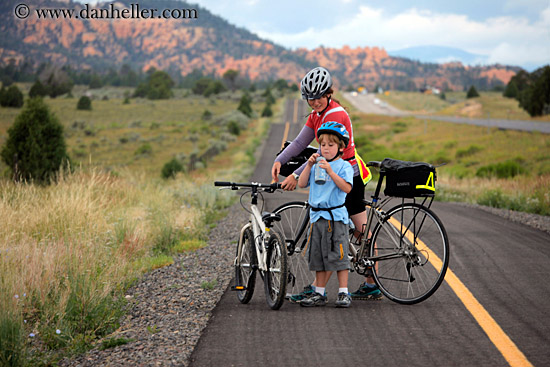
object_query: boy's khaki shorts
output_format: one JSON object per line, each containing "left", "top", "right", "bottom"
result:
{"left": 306, "top": 218, "right": 350, "bottom": 272}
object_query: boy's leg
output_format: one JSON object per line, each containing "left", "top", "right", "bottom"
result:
{"left": 335, "top": 269, "right": 352, "bottom": 308}
{"left": 336, "top": 269, "right": 348, "bottom": 289}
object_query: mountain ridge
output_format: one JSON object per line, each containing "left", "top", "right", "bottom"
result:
{"left": 0, "top": 0, "right": 519, "bottom": 90}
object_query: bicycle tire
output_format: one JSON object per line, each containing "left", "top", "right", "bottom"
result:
{"left": 272, "top": 201, "right": 314, "bottom": 300}
{"left": 235, "top": 226, "right": 256, "bottom": 304}
{"left": 370, "top": 203, "right": 449, "bottom": 305}
{"left": 263, "top": 230, "right": 288, "bottom": 310}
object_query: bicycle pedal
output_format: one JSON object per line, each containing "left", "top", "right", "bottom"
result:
{"left": 231, "top": 285, "right": 247, "bottom": 291}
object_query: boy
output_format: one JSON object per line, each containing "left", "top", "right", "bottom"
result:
{"left": 297, "top": 122, "right": 354, "bottom": 308}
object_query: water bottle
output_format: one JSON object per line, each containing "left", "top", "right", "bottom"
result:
{"left": 314, "top": 156, "right": 327, "bottom": 185}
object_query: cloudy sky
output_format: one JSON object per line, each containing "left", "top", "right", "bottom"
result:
{"left": 190, "top": 0, "right": 550, "bottom": 70}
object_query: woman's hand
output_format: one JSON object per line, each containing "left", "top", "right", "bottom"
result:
{"left": 271, "top": 161, "right": 281, "bottom": 182}
{"left": 281, "top": 175, "right": 298, "bottom": 191}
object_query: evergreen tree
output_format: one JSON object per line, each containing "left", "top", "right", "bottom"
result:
{"left": 261, "top": 104, "right": 273, "bottom": 117}
{"left": 466, "top": 85, "right": 480, "bottom": 98}
{"left": 519, "top": 65, "right": 550, "bottom": 117}
{"left": 132, "top": 70, "right": 174, "bottom": 99}
{"left": 503, "top": 80, "right": 519, "bottom": 99}
{"left": 237, "top": 93, "right": 253, "bottom": 117}
{"left": 1, "top": 98, "right": 70, "bottom": 183}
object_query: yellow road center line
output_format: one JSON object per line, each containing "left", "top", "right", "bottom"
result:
{"left": 388, "top": 217, "right": 533, "bottom": 367}
{"left": 281, "top": 122, "right": 290, "bottom": 149}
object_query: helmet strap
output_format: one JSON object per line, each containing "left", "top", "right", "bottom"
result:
{"left": 325, "top": 148, "right": 343, "bottom": 162}
{"left": 316, "top": 95, "right": 331, "bottom": 116}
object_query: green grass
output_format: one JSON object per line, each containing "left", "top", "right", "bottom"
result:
{"left": 344, "top": 97, "right": 550, "bottom": 215}
{"left": 377, "top": 90, "right": 550, "bottom": 121}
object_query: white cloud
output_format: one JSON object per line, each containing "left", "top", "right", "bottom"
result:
{"left": 256, "top": 5, "right": 550, "bottom": 68}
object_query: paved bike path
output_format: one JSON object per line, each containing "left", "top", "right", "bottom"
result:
{"left": 189, "top": 99, "right": 550, "bottom": 367}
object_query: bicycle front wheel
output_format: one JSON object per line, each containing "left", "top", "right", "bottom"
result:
{"left": 272, "top": 201, "right": 314, "bottom": 300}
{"left": 235, "top": 226, "right": 256, "bottom": 304}
{"left": 370, "top": 203, "right": 449, "bottom": 305}
{"left": 264, "top": 230, "right": 288, "bottom": 310}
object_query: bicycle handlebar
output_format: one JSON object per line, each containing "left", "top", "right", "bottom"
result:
{"left": 214, "top": 181, "right": 282, "bottom": 192}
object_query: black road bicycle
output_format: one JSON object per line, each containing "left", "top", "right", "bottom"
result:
{"left": 272, "top": 159, "right": 449, "bottom": 305}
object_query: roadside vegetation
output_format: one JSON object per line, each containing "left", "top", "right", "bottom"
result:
{"left": 378, "top": 90, "right": 550, "bottom": 121}
{"left": 0, "top": 82, "right": 283, "bottom": 365}
{"left": 343, "top": 97, "right": 550, "bottom": 216}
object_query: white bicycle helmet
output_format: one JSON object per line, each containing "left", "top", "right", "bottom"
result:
{"left": 300, "top": 67, "right": 332, "bottom": 100}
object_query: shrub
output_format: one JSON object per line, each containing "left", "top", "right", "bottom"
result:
{"left": 1, "top": 98, "right": 70, "bottom": 184}
{"left": 29, "top": 80, "right": 49, "bottom": 98}
{"left": 456, "top": 144, "right": 483, "bottom": 159}
{"left": 227, "top": 121, "right": 241, "bottom": 135}
{"left": 0, "top": 85, "right": 24, "bottom": 108}
{"left": 476, "top": 160, "right": 526, "bottom": 179}
{"left": 77, "top": 96, "right": 92, "bottom": 110}
{"left": 161, "top": 158, "right": 184, "bottom": 179}
{"left": 202, "top": 109, "right": 213, "bottom": 121}
{"left": 135, "top": 143, "right": 153, "bottom": 156}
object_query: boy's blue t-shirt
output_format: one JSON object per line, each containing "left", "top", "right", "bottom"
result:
{"left": 307, "top": 159, "right": 354, "bottom": 224}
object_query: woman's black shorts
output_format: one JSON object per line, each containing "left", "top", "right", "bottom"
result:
{"left": 345, "top": 175, "right": 366, "bottom": 216}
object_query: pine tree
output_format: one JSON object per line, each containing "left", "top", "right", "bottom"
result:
{"left": 503, "top": 80, "right": 519, "bottom": 99}
{"left": 466, "top": 85, "right": 480, "bottom": 99}
{"left": 237, "top": 93, "right": 253, "bottom": 117}
{"left": 1, "top": 98, "right": 70, "bottom": 183}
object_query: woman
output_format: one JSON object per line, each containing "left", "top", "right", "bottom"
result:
{"left": 271, "top": 66, "right": 381, "bottom": 301}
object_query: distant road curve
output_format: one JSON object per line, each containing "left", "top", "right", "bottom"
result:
{"left": 343, "top": 92, "right": 550, "bottom": 134}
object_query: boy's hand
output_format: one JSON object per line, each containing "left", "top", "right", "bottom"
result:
{"left": 307, "top": 153, "right": 320, "bottom": 166}
{"left": 318, "top": 159, "right": 334, "bottom": 175}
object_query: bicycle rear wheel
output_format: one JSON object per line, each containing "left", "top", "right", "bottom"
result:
{"left": 370, "top": 203, "right": 449, "bottom": 304}
{"left": 264, "top": 230, "right": 288, "bottom": 310}
{"left": 235, "top": 226, "right": 256, "bottom": 304}
{"left": 272, "top": 201, "right": 314, "bottom": 300}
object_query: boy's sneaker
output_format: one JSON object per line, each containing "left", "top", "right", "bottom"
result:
{"left": 335, "top": 292, "right": 352, "bottom": 308}
{"left": 351, "top": 282, "right": 382, "bottom": 300}
{"left": 300, "top": 292, "right": 327, "bottom": 307}
{"left": 289, "top": 284, "right": 315, "bottom": 303}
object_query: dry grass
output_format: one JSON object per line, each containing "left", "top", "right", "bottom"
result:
{"left": 0, "top": 88, "right": 280, "bottom": 364}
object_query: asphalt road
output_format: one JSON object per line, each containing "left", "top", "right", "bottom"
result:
{"left": 189, "top": 98, "right": 550, "bottom": 367}
{"left": 344, "top": 92, "right": 550, "bottom": 134}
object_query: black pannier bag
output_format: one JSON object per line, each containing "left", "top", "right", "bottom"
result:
{"left": 276, "top": 141, "right": 318, "bottom": 177}
{"left": 381, "top": 158, "right": 436, "bottom": 198}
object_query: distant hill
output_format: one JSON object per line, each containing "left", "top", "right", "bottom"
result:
{"left": 0, "top": 0, "right": 519, "bottom": 90}
{"left": 388, "top": 45, "right": 488, "bottom": 66}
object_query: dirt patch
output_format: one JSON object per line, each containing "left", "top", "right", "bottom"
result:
{"left": 458, "top": 101, "right": 482, "bottom": 117}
